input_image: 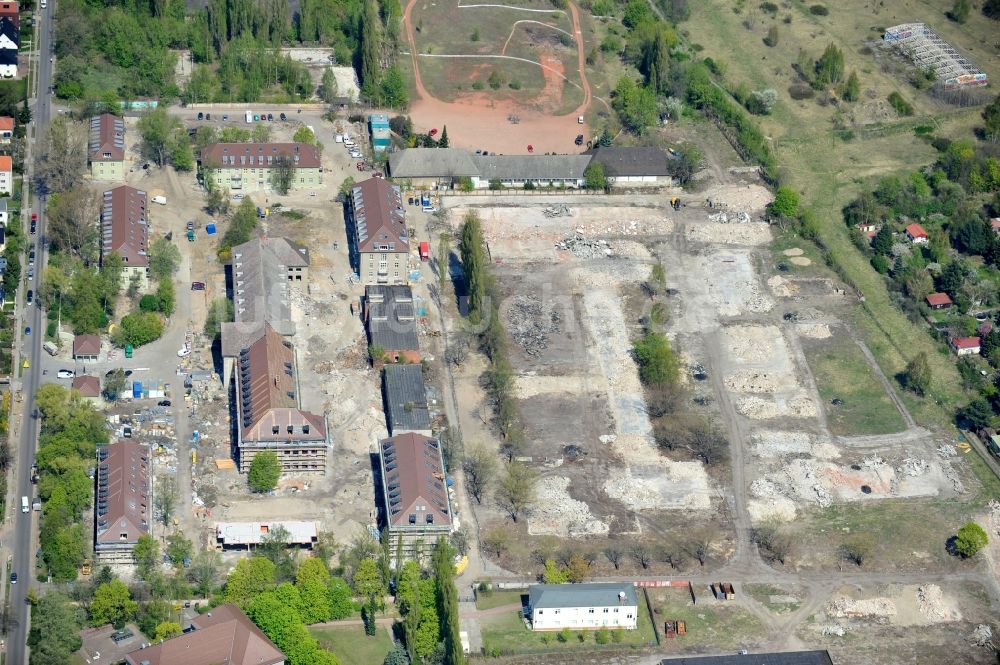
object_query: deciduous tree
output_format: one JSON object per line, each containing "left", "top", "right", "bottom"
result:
{"left": 248, "top": 451, "right": 282, "bottom": 492}
{"left": 955, "top": 522, "right": 988, "bottom": 557}
{"left": 225, "top": 557, "right": 277, "bottom": 606}
{"left": 463, "top": 446, "right": 496, "bottom": 504}
{"left": 902, "top": 352, "right": 932, "bottom": 396}
{"left": 91, "top": 580, "right": 138, "bottom": 628}
{"left": 496, "top": 461, "right": 537, "bottom": 523}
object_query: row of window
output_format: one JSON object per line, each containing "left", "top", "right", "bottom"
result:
{"left": 537, "top": 608, "right": 631, "bottom": 616}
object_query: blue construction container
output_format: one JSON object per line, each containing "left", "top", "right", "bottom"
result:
{"left": 132, "top": 381, "right": 143, "bottom": 399}
{"left": 206, "top": 223, "right": 217, "bottom": 235}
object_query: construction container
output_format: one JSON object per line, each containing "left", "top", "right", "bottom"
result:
{"left": 206, "top": 223, "right": 217, "bottom": 235}
{"left": 677, "top": 621, "right": 687, "bottom": 636}
{"left": 132, "top": 381, "right": 143, "bottom": 399}
{"left": 419, "top": 241, "right": 430, "bottom": 261}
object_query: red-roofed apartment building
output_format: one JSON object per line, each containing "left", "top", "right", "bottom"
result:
{"left": 101, "top": 185, "right": 149, "bottom": 289}
{"left": 125, "top": 604, "right": 284, "bottom": 665}
{"left": 234, "top": 323, "right": 328, "bottom": 474}
{"left": 905, "top": 223, "right": 929, "bottom": 244}
{"left": 89, "top": 113, "right": 126, "bottom": 180}
{"left": 951, "top": 336, "right": 981, "bottom": 356}
{"left": 378, "top": 432, "right": 452, "bottom": 559}
{"left": 0, "top": 2, "right": 18, "bottom": 29}
{"left": 925, "top": 292, "right": 953, "bottom": 309}
{"left": 200, "top": 142, "right": 322, "bottom": 193}
{"left": 94, "top": 440, "right": 150, "bottom": 564}
{"left": 348, "top": 177, "right": 410, "bottom": 284}
{"left": 0, "top": 155, "right": 11, "bottom": 195}
{"left": 0, "top": 115, "right": 12, "bottom": 143}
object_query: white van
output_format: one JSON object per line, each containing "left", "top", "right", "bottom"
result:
{"left": 152, "top": 195, "right": 167, "bottom": 205}
{"left": 21, "top": 496, "right": 29, "bottom": 513}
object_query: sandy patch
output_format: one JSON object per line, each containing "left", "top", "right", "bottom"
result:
{"left": 737, "top": 393, "right": 818, "bottom": 419}
{"left": 767, "top": 275, "right": 798, "bottom": 297}
{"left": 514, "top": 374, "right": 601, "bottom": 399}
{"left": 528, "top": 475, "right": 610, "bottom": 536}
{"left": 790, "top": 257, "right": 812, "bottom": 266}
{"left": 686, "top": 222, "right": 773, "bottom": 246}
{"left": 752, "top": 431, "right": 813, "bottom": 456}
{"left": 703, "top": 183, "right": 774, "bottom": 211}
{"left": 797, "top": 323, "right": 832, "bottom": 339}
{"left": 747, "top": 495, "right": 798, "bottom": 522}
{"left": 783, "top": 247, "right": 804, "bottom": 256}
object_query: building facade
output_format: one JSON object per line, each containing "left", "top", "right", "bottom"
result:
{"left": 0, "top": 155, "right": 11, "bottom": 194}
{"left": 94, "top": 440, "right": 151, "bottom": 565}
{"left": 89, "top": 113, "right": 126, "bottom": 180}
{"left": 348, "top": 178, "right": 410, "bottom": 284}
{"left": 379, "top": 432, "right": 452, "bottom": 559}
{"left": 201, "top": 142, "right": 323, "bottom": 193}
{"left": 527, "top": 583, "right": 639, "bottom": 631}
{"left": 101, "top": 185, "right": 149, "bottom": 289}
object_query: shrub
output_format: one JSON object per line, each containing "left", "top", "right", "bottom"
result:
{"left": 763, "top": 25, "right": 779, "bottom": 47}
{"left": 591, "top": 0, "right": 614, "bottom": 15}
{"left": 788, "top": 84, "right": 815, "bottom": 100}
{"left": 888, "top": 91, "right": 914, "bottom": 116}
{"left": 557, "top": 628, "right": 571, "bottom": 643}
{"left": 595, "top": 627, "right": 612, "bottom": 644}
{"left": 955, "top": 522, "right": 988, "bottom": 557}
{"left": 809, "top": 4, "right": 829, "bottom": 15}
{"left": 472, "top": 80, "right": 484, "bottom": 90}
{"left": 509, "top": 79, "right": 522, "bottom": 90}
{"left": 760, "top": 1, "right": 778, "bottom": 13}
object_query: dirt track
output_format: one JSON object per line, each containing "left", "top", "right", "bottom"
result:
{"left": 402, "top": 0, "right": 598, "bottom": 154}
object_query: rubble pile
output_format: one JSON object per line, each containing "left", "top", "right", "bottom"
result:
{"left": 505, "top": 295, "right": 562, "bottom": 356}
{"left": 542, "top": 204, "right": 572, "bottom": 218}
{"left": 528, "top": 476, "right": 609, "bottom": 537}
{"left": 972, "top": 624, "right": 993, "bottom": 647}
{"left": 558, "top": 235, "right": 613, "bottom": 259}
{"left": 898, "top": 458, "right": 930, "bottom": 477}
{"left": 725, "top": 370, "right": 779, "bottom": 394}
{"left": 707, "top": 210, "right": 752, "bottom": 223}
{"left": 827, "top": 597, "right": 897, "bottom": 622}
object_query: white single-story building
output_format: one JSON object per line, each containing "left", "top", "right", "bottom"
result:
{"left": 584, "top": 146, "right": 675, "bottom": 185}
{"left": 527, "top": 583, "right": 639, "bottom": 631}
{"left": 470, "top": 154, "right": 591, "bottom": 190}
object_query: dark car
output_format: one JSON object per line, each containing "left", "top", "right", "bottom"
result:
{"left": 30, "top": 219, "right": 36, "bottom": 234}
{"left": 575, "top": 134, "right": 584, "bottom": 145}
{"left": 191, "top": 281, "right": 206, "bottom": 291}
{"left": 267, "top": 113, "right": 273, "bottom": 121}
{"left": 24, "top": 326, "right": 30, "bottom": 335}
{"left": 222, "top": 114, "right": 229, "bottom": 121}
{"left": 206, "top": 112, "right": 211, "bottom": 120}
{"left": 279, "top": 112, "right": 287, "bottom": 121}
{"left": 197, "top": 112, "right": 204, "bottom": 120}
{"left": 158, "top": 400, "right": 172, "bottom": 407}
{"left": 26, "top": 289, "right": 32, "bottom": 303}
{"left": 10, "top": 572, "right": 16, "bottom": 584}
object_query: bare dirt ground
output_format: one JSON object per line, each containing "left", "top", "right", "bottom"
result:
{"left": 402, "top": 0, "right": 596, "bottom": 153}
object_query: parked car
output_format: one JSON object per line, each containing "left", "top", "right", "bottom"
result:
{"left": 575, "top": 134, "right": 584, "bottom": 145}
{"left": 206, "top": 112, "right": 211, "bottom": 120}
{"left": 158, "top": 400, "right": 172, "bottom": 407}
{"left": 279, "top": 112, "right": 287, "bottom": 121}
{"left": 191, "top": 281, "right": 206, "bottom": 291}
{"left": 27, "top": 267, "right": 33, "bottom": 279}
{"left": 56, "top": 369, "right": 74, "bottom": 379}
{"left": 177, "top": 347, "right": 191, "bottom": 357}
{"left": 24, "top": 326, "right": 30, "bottom": 335}
{"left": 10, "top": 572, "right": 16, "bottom": 584}
{"left": 26, "top": 289, "right": 32, "bottom": 303}
{"left": 267, "top": 113, "right": 273, "bottom": 121}
{"left": 186, "top": 220, "right": 195, "bottom": 231}
{"left": 197, "top": 112, "right": 204, "bottom": 120}
{"left": 222, "top": 114, "right": 229, "bottom": 121}
{"left": 30, "top": 219, "right": 36, "bottom": 234}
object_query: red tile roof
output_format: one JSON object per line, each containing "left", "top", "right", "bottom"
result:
{"left": 0, "top": 116, "right": 12, "bottom": 132}
{"left": 0, "top": 2, "right": 18, "bottom": 29}
{"left": 72, "top": 375, "right": 101, "bottom": 397}
{"left": 925, "top": 293, "right": 953, "bottom": 307}
{"left": 905, "top": 223, "right": 928, "bottom": 239}
{"left": 125, "top": 604, "right": 284, "bottom": 665}
{"left": 236, "top": 323, "right": 326, "bottom": 443}
{"left": 201, "top": 142, "right": 321, "bottom": 169}
{"left": 89, "top": 113, "right": 125, "bottom": 162}
{"left": 379, "top": 432, "right": 451, "bottom": 528}
{"left": 952, "top": 336, "right": 981, "bottom": 349}
{"left": 0, "top": 155, "right": 10, "bottom": 172}
{"left": 101, "top": 186, "right": 149, "bottom": 267}
{"left": 350, "top": 177, "right": 409, "bottom": 255}
{"left": 95, "top": 440, "right": 150, "bottom": 547}
{"left": 73, "top": 334, "right": 101, "bottom": 356}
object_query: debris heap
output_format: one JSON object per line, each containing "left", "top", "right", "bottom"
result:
{"left": 506, "top": 295, "right": 562, "bottom": 356}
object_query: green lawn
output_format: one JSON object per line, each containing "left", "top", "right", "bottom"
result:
{"left": 475, "top": 589, "right": 525, "bottom": 611}
{"left": 480, "top": 593, "right": 656, "bottom": 654}
{"left": 646, "top": 588, "right": 764, "bottom": 653}
{"left": 803, "top": 332, "right": 907, "bottom": 436}
{"left": 310, "top": 625, "right": 396, "bottom": 665}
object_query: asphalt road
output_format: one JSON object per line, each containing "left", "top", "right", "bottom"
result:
{"left": 8, "top": 2, "right": 55, "bottom": 662}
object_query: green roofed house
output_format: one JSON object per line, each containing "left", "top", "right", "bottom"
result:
{"left": 527, "top": 583, "right": 638, "bottom": 631}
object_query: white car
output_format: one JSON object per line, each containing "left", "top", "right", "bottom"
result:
{"left": 177, "top": 347, "right": 191, "bottom": 357}
{"left": 56, "top": 369, "right": 75, "bottom": 379}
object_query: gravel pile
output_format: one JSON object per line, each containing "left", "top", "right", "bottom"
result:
{"left": 827, "top": 597, "right": 897, "bottom": 621}
{"left": 528, "top": 476, "right": 609, "bottom": 537}
{"left": 917, "top": 584, "right": 960, "bottom": 622}
{"left": 725, "top": 370, "right": 779, "bottom": 393}
{"left": 505, "top": 295, "right": 561, "bottom": 356}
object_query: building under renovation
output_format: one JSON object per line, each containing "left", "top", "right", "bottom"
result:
{"left": 882, "top": 23, "right": 988, "bottom": 89}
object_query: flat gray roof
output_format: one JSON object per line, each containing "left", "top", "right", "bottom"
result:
{"left": 472, "top": 154, "right": 591, "bottom": 181}
{"left": 365, "top": 285, "right": 419, "bottom": 352}
{"left": 383, "top": 364, "right": 431, "bottom": 433}
{"left": 388, "top": 148, "right": 479, "bottom": 178}
{"left": 528, "top": 583, "right": 637, "bottom": 610}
